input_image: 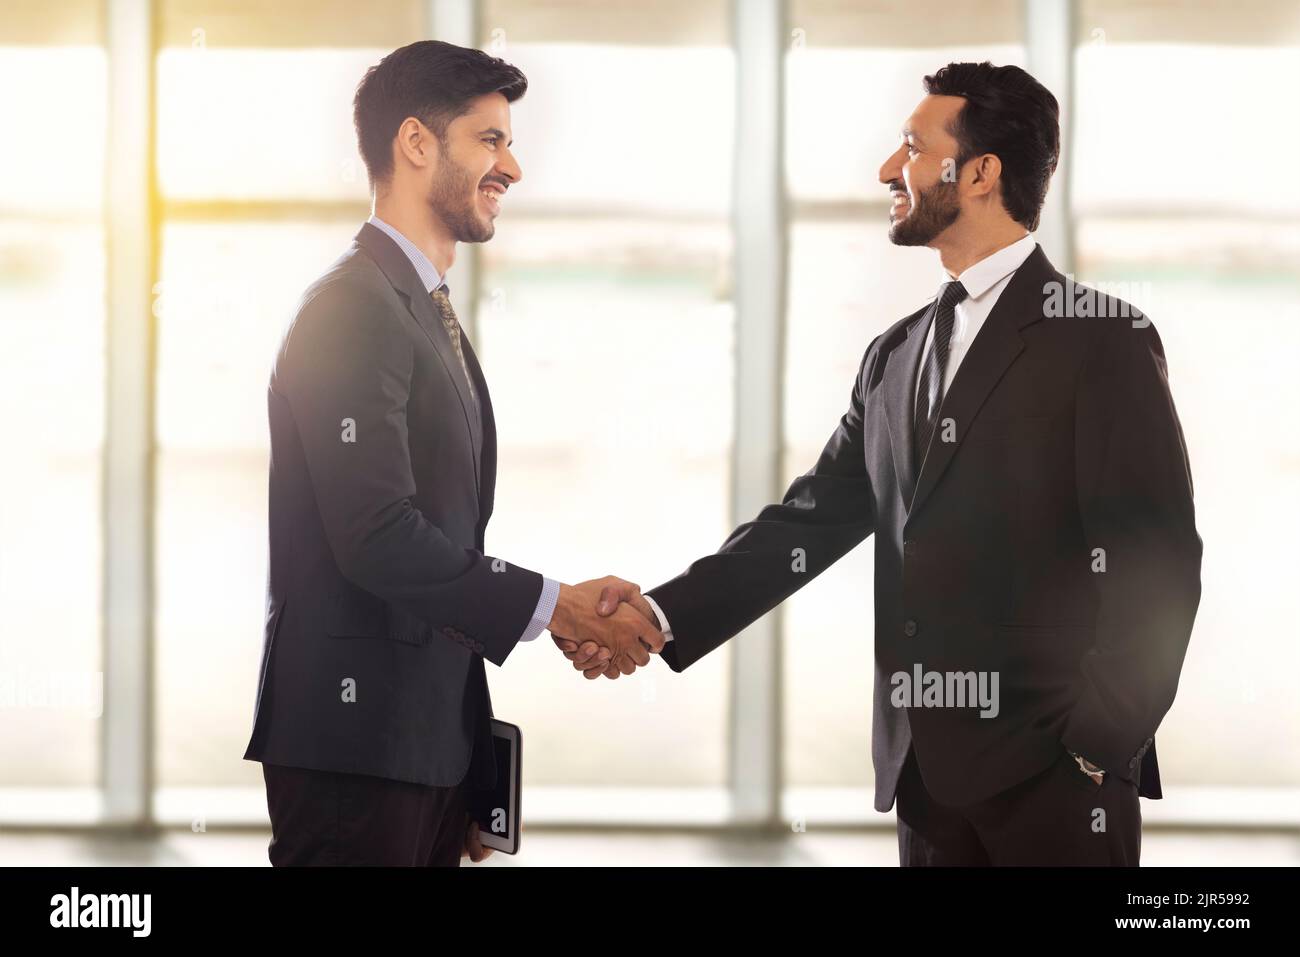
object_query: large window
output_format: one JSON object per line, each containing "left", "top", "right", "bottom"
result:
{"left": 473, "top": 0, "right": 735, "bottom": 792}
{"left": 1071, "top": 0, "right": 1300, "bottom": 786}
{"left": 148, "top": 0, "right": 737, "bottom": 813}
{"left": 3, "top": 0, "right": 1295, "bottom": 831}
{"left": 0, "top": 1, "right": 106, "bottom": 810}
{"left": 151, "top": 2, "right": 416, "bottom": 802}
{"left": 781, "top": 0, "right": 1025, "bottom": 797}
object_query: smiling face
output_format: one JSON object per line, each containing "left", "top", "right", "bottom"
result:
{"left": 426, "top": 91, "right": 521, "bottom": 243}
{"left": 878, "top": 94, "right": 967, "bottom": 247}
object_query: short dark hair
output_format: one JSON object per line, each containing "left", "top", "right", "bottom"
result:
{"left": 353, "top": 40, "right": 527, "bottom": 186}
{"left": 922, "top": 62, "right": 1059, "bottom": 231}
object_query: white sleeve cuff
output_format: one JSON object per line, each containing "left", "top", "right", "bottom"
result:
{"left": 642, "top": 593, "right": 674, "bottom": 642}
{"left": 518, "top": 577, "right": 561, "bottom": 643}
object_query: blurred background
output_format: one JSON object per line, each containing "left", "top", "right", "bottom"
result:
{"left": 0, "top": 0, "right": 1297, "bottom": 865}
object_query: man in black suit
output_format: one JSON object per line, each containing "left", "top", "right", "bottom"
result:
{"left": 561, "top": 62, "right": 1202, "bottom": 865}
{"left": 243, "top": 41, "right": 664, "bottom": 867}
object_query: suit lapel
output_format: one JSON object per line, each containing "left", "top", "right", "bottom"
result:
{"left": 882, "top": 302, "right": 933, "bottom": 509}
{"left": 354, "top": 223, "right": 483, "bottom": 489}
{"left": 890, "top": 244, "right": 1056, "bottom": 520}
{"left": 461, "top": 333, "right": 496, "bottom": 526}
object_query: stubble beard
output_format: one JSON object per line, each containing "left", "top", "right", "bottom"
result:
{"left": 429, "top": 151, "right": 494, "bottom": 244}
{"left": 889, "top": 177, "right": 962, "bottom": 247}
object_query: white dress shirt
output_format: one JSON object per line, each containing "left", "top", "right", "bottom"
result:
{"left": 913, "top": 232, "right": 1035, "bottom": 409}
{"left": 646, "top": 232, "right": 1037, "bottom": 644}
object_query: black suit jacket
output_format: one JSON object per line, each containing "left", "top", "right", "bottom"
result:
{"left": 649, "top": 245, "right": 1202, "bottom": 811}
{"left": 243, "top": 222, "right": 543, "bottom": 788}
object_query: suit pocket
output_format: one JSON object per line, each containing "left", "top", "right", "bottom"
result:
{"left": 1056, "top": 747, "right": 1104, "bottom": 795}
{"left": 325, "top": 583, "right": 432, "bottom": 646}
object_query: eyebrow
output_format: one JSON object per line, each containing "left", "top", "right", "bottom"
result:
{"left": 479, "top": 127, "right": 513, "bottom": 147}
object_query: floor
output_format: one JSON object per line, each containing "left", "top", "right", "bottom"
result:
{"left": 2, "top": 828, "right": 1297, "bottom": 867}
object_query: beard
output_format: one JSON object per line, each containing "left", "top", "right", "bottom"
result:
{"left": 888, "top": 177, "right": 961, "bottom": 246}
{"left": 428, "top": 151, "right": 494, "bottom": 244}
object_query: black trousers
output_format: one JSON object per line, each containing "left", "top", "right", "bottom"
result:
{"left": 896, "top": 745, "right": 1141, "bottom": 866}
{"left": 262, "top": 763, "right": 468, "bottom": 866}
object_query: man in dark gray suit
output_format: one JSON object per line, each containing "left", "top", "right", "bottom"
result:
{"left": 243, "top": 40, "right": 662, "bottom": 866}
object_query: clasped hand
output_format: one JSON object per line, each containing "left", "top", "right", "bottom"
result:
{"left": 548, "top": 577, "right": 663, "bottom": 680}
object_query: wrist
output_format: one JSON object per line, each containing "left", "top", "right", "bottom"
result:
{"left": 1068, "top": 749, "right": 1105, "bottom": 777}
{"left": 548, "top": 583, "right": 578, "bottom": 634}
{"left": 1070, "top": 751, "right": 1099, "bottom": 770}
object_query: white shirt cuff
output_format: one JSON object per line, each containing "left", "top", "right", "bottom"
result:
{"left": 642, "top": 593, "right": 674, "bottom": 642}
{"left": 518, "top": 577, "right": 561, "bottom": 643}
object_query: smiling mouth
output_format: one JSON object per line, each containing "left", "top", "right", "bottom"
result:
{"left": 890, "top": 193, "right": 911, "bottom": 218}
{"left": 479, "top": 184, "right": 505, "bottom": 215}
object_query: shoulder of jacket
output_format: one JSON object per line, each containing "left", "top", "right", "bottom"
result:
{"left": 274, "top": 251, "right": 408, "bottom": 371}
{"left": 864, "top": 300, "right": 932, "bottom": 365}
{"left": 296, "top": 249, "right": 400, "bottom": 319}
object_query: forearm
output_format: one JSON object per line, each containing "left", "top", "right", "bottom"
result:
{"left": 1061, "top": 323, "right": 1203, "bottom": 774}
{"left": 651, "top": 470, "right": 874, "bottom": 672}
{"left": 650, "top": 347, "right": 880, "bottom": 672}
{"left": 333, "top": 503, "right": 545, "bottom": 663}
{"left": 1059, "top": 526, "right": 1201, "bottom": 774}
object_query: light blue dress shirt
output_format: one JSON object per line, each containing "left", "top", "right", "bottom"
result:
{"left": 366, "top": 214, "right": 560, "bottom": 645}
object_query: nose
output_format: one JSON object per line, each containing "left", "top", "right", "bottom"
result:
{"left": 497, "top": 145, "right": 522, "bottom": 185}
{"left": 879, "top": 142, "right": 907, "bottom": 187}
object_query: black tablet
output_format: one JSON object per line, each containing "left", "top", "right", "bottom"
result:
{"left": 469, "top": 718, "right": 522, "bottom": 855}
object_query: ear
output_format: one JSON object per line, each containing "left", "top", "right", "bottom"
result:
{"left": 393, "top": 116, "right": 438, "bottom": 173}
{"left": 966, "top": 153, "right": 1002, "bottom": 198}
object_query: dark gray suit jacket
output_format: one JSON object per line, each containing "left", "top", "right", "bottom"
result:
{"left": 243, "top": 222, "right": 543, "bottom": 788}
{"left": 648, "top": 245, "right": 1202, "bottom": 812}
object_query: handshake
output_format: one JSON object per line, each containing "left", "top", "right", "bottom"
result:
{"left": 547, "top": 577, "right": 664, "bottom": 680}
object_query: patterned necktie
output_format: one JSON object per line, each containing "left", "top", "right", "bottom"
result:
{"left": 913, "top": 280, "right": 969, "bottom": 472}
{"left": 430, "top": 286, "right": 478, "bottom": 407}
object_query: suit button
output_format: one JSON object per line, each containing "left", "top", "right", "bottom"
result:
{"left": 904, "top": 540, "right": 914, "bottom": 554}
{"left": 903, "top": 619, "right": 918, "bottom": 637}
{"left": 1128, "top": 758, "right": 1138, "bottom": 769}
{"left": 1145, "top": 736, "right": 1154, "bottom": 746}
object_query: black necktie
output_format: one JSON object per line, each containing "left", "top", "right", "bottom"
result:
{"left": 913, "top": 280, "right": 969, "bottom": 472}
